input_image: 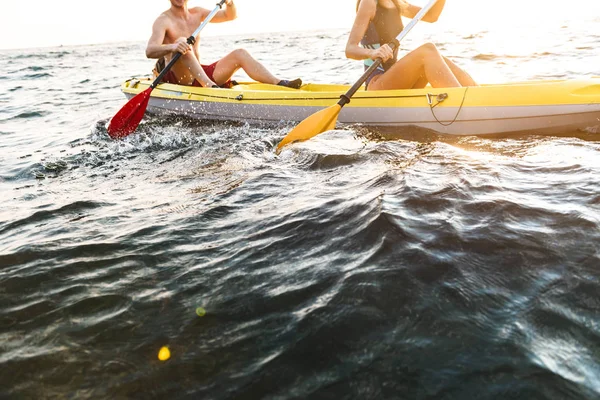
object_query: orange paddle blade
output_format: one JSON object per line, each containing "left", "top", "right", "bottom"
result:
{"left": 107, "top": 87, "right": 152, "bottom": 139}
{"left": 276, "top": 104, "right": 341, "bottom": 152}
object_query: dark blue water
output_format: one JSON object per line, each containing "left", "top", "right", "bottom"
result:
{"left": 1, "top": 27, "right": 599, "bottom": 399}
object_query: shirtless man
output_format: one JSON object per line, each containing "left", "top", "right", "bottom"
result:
{"left": 146, "top": 0, "right": 302, "bottom": 89}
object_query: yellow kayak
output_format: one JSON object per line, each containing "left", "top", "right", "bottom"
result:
{"left": 120, "top": 77, "right": 600, "bottom": 136}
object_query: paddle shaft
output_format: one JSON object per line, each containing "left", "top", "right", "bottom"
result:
{"left": 338, "top": 0, "right": 441, "bottom": 107}
{"left": 151, "top": 0, "right": 227, "bottom": 89}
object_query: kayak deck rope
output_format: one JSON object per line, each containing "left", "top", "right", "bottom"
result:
{"left": 428, "top": 87, "right": 469, "bottom": 127}
{"left": 185, "top": 92, "right": 429, "bottom": 102}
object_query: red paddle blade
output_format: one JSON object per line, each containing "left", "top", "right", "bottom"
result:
{"left": 107, "top": 88, "right": 152, "bottom": 139}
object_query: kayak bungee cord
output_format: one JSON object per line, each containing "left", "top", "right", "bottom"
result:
{"left": 427, "top": 87, "right": 469, "bottom": 127}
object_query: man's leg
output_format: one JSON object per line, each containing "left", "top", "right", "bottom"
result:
{"left": 211, "top": 49, "right": 279, "bottom": 85}
{"left": 211, "top": 48, "right": 302, "bottom": 88}
{"left": 172, "top": 51, "right": 216, "bottom": 87}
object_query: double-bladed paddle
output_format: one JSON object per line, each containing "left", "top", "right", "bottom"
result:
{"left": 276, "top": 0, "right": 440, "bottom": 152}
{"left": 107, "top": 0, "right": 227, "bottom": 139}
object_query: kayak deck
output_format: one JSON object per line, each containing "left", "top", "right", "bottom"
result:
{"left": 120, "top": 77, "right": 600, "bottom": 136}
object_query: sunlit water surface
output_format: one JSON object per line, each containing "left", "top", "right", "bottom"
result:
{"left": 1, "top": 12, "right": 599, "bottom": 399}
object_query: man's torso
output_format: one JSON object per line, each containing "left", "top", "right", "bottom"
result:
{"left": 162, "top": 8, "right": 206, "bottom": 57}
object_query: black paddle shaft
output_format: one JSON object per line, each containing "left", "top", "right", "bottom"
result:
{"left": 150, "top": 0, "right": 227, "bottom": 89}
{"left": 151, "top": 41, "right": 193, "bottom": 90}
{"left": 338, "top": 39, "right": 400, "bottom": 107}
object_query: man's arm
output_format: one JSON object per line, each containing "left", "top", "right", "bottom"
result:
{"left": 146, "top": 16, "right": 182, "bottom": 59}
{"left": 209, "top": 0, "right": 237, "bottom": 23}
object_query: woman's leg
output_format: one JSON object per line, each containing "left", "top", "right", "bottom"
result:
{"left": 410, "top": 68, "right": 429, "bottom": 89}
{"left": 406, "top": 57, "right": 478, "bottom": 89}
{"left": 211, "top": 48, "right": 280, "bottom": 85}
{"left": 368, "top": 43, "right": 461, "bottom": 90}
{"left": 443, "top": 57, "right": 478, "bottom": 86}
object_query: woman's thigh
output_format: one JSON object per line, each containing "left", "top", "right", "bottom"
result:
{"left": 367, "top": 49, "right": 427, "bottom": 90}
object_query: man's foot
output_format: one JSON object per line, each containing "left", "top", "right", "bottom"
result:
{"left": 277, "top": 78, "right": 302, "bottom": 89}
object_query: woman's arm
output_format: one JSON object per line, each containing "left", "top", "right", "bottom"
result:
{"left": 345, "top": 0, "right": 394, "bottom": 61}
{"left": 401, "top": 0, "right": 446, "bottom": 23}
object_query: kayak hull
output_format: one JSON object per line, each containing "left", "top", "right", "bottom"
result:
{"left": 120, "top": 78, "right": 600, "bottom": 136}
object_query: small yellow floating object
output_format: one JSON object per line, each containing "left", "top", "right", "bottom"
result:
{"left": 158, "top": 346, "right": 171, "bottom": 361}
{"left": 196, "top": 307, "right": 206, "bottom": 317}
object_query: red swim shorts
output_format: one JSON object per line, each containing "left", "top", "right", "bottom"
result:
{"left": 154, "top": 58, "right": 231, "bottom": 88}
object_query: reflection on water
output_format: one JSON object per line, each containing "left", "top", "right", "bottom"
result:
{"left": 1, "top": 15, "right": 599, "bottom": 400}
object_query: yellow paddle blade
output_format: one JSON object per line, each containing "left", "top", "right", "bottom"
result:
{"left": 276, "top": 104, "right": 341, "bottom": 152}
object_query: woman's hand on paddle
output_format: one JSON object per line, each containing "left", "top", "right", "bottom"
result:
{"left": 172, "top": 37, "right": 192, "bottom": 55}
{"left": 370, "top": 44, "right": 394, "bottom": 62}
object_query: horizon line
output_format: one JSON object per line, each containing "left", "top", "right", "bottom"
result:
{"left": 0, "top": 27, "right": 349, "bottom": 52}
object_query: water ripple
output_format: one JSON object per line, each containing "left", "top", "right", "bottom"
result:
{"left": 1, "top": 20, "right": 599, "bottom": 400}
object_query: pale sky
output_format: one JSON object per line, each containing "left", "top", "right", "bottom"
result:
{"left": 0, "top": 0, "right": 354, "bottom": 50}
{"left": 0, "top": 0, "right": 598, "bottom": 50}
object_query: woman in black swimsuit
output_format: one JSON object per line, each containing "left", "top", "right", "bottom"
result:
{"left": 346, "top": 0, "right": 477, "bottom": 90}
